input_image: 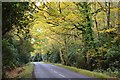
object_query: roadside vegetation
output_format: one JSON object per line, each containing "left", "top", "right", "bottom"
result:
{"left": 18, "top": 63, "right": 34, "bottom": 78}
{"left": 2, "top": 2, "right": 34, "bottom": 78}
{"left": 6, "top": 63, "right": 34, "bottom": 78}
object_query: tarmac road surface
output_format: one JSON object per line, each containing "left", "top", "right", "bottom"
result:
{"left": 33, "top": 62, "right": 100, "bottom": 80}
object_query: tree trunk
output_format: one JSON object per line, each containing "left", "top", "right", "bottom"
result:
{"left": 106, "top": 2, "right": 111, "bottom": 48}
{"left": 59, "top": 48, "right": 65, "bottom": 64}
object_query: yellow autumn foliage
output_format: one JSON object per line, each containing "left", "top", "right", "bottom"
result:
{"left": 95, "top": 28, "right": 116, "bottom": 33}
{"left": 105, "top": 28, "right": 116, "bottom": 32}
{"left": 97, "top": 18, "right": 103, "bottom": 21}
{"left": 99, "top": 47, "right": 108, "bottom": 51}
{"left": 111, "top": 8, "right": 119, "bottom": 11}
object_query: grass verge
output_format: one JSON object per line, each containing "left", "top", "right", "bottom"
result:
{"left": 43, "top": 62, "right": 113, "bottom": 78}
{"left": 6, "top": 62, "right": 34, "bottom": 78}
{"left": 18, "top": 62, "right": 34, "bottom": 78}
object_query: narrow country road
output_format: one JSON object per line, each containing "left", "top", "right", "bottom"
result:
{"left": 33, "top": 62, "right": 100, "bottom": 80}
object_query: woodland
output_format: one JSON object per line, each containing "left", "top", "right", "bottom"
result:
{"left": 2, "top": 2, "right": 120, "bottom": 78}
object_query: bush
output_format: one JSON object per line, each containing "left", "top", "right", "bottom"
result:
{"left": 2, "top": 39, "right": 18, "bottom": 69}
{"left": 105, "top": 47, "right": 120, "bottom": 69}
